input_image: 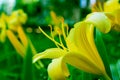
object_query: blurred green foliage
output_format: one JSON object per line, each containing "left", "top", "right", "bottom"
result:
{"left": 14, "top": 0, "right": 91, "bottom": 27}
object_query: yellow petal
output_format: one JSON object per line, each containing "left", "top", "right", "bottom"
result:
{"left": 11, "top": 9, "right": 27, "bottom": 24}
{"left": 91, "top": 0, "right": 104, "bottom": 12}
{"left": 64, "top": 53, "right": 111, "bottom": 80}
{"left": 104, "top": 12, "right": 115, "bottom": 26}
{"left": 66, "top": 28, "right": 79, "bottom": 52}
{"left": 104, "top": 0, "right": 120, "bottom": 12}
{"left": 0, "top": 30, "right": 6, "bottom": 42}
{"left": 33, "top": 48, "right": 66, "bottom": 63}
{"left": 7, "top": 30, "right": 25, "bottom": 57}
{"left": 113, "top": 9, "right": 120, "bottom": 25}
{"left": 85, "top": 12, "right": 111, "bottom": 33}
{"left": 105, "top": 9, "right": 120, "bottom": 31}
{"left": 50, "top": 11, "right": 59, "bottom": 25}
{"left": 47, "top": 52, "right": 109, "bottom": 80}
{"left": 0, "top": 28, "right": 6, "bottom": 43}
{"left": 73, "top": 22, "right": 106, "bottom": 74}
{"left": 17, "top": 26, "right": 38, "bottom": 55}
{"left": 0, "top": 18, "right": 6, "bottom": 43}
{"left": 17, "top": 26, "right": 28, "bottom": 47}
{"left": 48, "top": 57, "right": 69, "bottom": 80}
{"left": 86, "top": 23, "right": 106, "bottom": 72}
{"left": 64, "top": 52, "right": 103, "bottom": 74}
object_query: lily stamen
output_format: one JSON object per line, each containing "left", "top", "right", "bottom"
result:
{"left": 39, "top": 27, "right": 65, "bottom": 49}
{"left": 58, "top": 34, "right": 67, "bottom": 50}
{"left": 61, "top": 19, "right": 67, "bottom": 40}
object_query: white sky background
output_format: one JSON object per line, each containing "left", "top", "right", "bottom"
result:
{"left": 90, "top": 0, "right": 96, "bottom": 5}
{"left": 0, "top": 0, "right": 16, "bottom": 14}
{"left": 80, "top": 0, "right": 96, "bottom": 8}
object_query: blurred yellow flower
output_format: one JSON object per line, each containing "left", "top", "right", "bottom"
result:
{"left": 50, "top": 11, "right": 68, "bottom": 37}
{"left": 92, "top": 0, "right": 120, "bottom": 32}
{"left": 104, "top": 0, "right": 120, "bottom": 12}
{"left": 92, "top": 0, "right": 104, "bottom": 12}
{"left": 7, "top": 26, "right": 27, "bottom": 57}
{"left": 104, "top": 0, "right": 120, "bottom": 31}
{"left": 33, "top": 12, "right": 111, "bottom": 80}
{"left": 6, "top": 9, "right": 27, "bottom": 31}
{"left": 0, "top": 17, "right": 6, "bottom": 43}
{"left": 7, "top": 24, "right": 44, "bottom": 68}
{"left": 0, "top": 9, "right": 43, "bottom": 68}
{"left": 0, "top": 9, "right": 27, "bottom": 43}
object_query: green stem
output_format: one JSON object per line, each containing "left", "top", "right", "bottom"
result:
{"left": 103, "top": 73, "right": 111, "bottom": 80}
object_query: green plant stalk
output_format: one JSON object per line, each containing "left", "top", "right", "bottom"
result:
{"left": 4, "top": 38, "right": 12, "bottom": 70}
{"left": 22, "top": 43, "right": 34, "bottom": 80}
{"left": 103, "top": 73, "right": 111, "bottom": 80}
{"left": 95, "top": 29, "right": 112, "bottom": 79}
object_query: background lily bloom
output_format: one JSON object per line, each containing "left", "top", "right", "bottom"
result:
{"left": 0, "top": 9, "right": 44, "bottom": 68}
{"left": 0, "top": 9, "right": 27, "bottom": 43}
{"left": 7, "top": 26, "right": 27, "bottom": 57}
{"left": 5, "top": 9, "right": 27, "bottom": 31}
{"left": 92, "top": 0, "right": 120, "bottom": 32}
{"left": 50, "top": 11, "right": 68, "bottom": 37}
{"left": 0, "top": 9, "right": 31, "bottom": 57}
{"left": 104, "top": 0, "right": 120, "bottom": 31}
{"left": 104, "top": 0, "right": 120, "bottom": 12}
{"left": 33, "top": 12, "right": 111, "bottom": 80}
{"left": 7, "top": 26, "right": 44, "bottom": 68}
{"left": 6, "top": 26, "right": 38, "bottom": 57}
{"left": 0, "top": 16, "right": 6, "bottom": 43}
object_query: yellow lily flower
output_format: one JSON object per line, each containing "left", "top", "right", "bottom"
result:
{"left": 0, "top": 9, "right": 36, "bottom": 56}
{"left": 92, "top": 0, "right": 104, "bottom": 12}
{"left": 33, "top": 12, "right": 111, "bottom": 80}
{"left": 0, "top": 9, "right": 27, "bottom": 43}
{"left": 6, "top": 9, "right": 27, "bottom": 31}
{"left": 7, "top": 26, "right": 27, "bottom": 57}
{"left": 104, "top": 0, "right": 120, "bottom": 31}
{"left": 0, "top": 13, "right": 10, "bottom": 43}
{"left": 7, "top": 26, "right": 36, "bottom": 56}
{"left": 7, "top": 26, "right": 44, "bottom": 68}
{"left": 104, "top": 0, "right": 120, "bottom": 12}
{"left": 92, "top": 0, "right": 120, "bottom": 31}
{"left": 1, "top": 9, "right": 44, "bottom": 68}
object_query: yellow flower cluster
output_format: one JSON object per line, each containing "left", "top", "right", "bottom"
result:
{"left": 0, "top": 9, "right": 27, "bottom": 43}
{"left": 32, "top": 0, "right": 120, "bottom": 80}
{"left": 33, "top": 13, "right": 112, "bottom": 80}
{"left": 49, "top": 11, "right": 68, "bottom": 37}
{"left": 0, "top": 9, "right": 28, "bottom": 55}
{"left": 0, "top": 9, "right": 44, "bottom": 69}
{"left": 92, "top": 0, "right": 120, "bottom": 31}
{"left": 5, "top": 10, "right": 44, "bottom": 68}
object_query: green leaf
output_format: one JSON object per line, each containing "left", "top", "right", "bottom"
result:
{"left": 110, "top": 64, "right": 119, "bottom": 80}
{"left": 95, "top": 29, "right": 112, "bottom": 79}
{"left": 110, "top": 59, "right": 120, "bottom": 80}
{"left": 22, "top": 43, "right": 34, "bottom": 80}
{"left": 116, "top": 59, "right": 120, "bottom": 78}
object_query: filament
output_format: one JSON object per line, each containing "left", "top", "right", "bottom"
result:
{"left": 39, "top": 27, "right": 65, "bottom": 48}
